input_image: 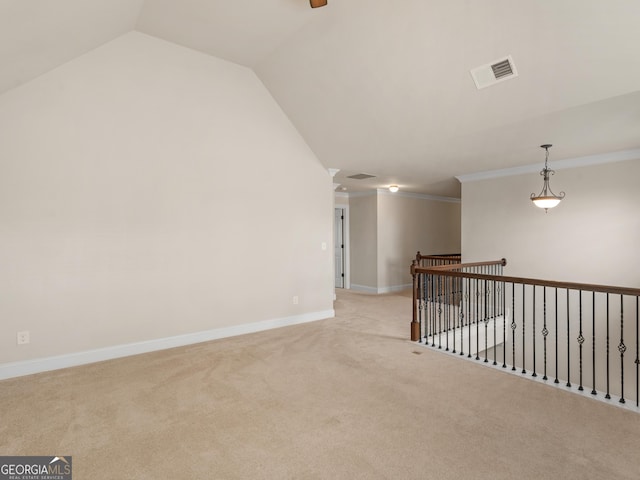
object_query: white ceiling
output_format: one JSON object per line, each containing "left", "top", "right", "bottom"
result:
{"left": 2, "top": 0, "right": 640, "bottom": 197}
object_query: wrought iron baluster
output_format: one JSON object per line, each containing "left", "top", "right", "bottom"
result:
{"left": 542, "top": 287, "right": 548, "bottom": 381}
{"left": 445, "top": 273, "right": 450, "bottom": 352}
{"left": 554, "top": 287, "right": 559, "bottom": 384}
{"left": 476, "top": 277, "right": 480, "bottom": 361}
{"left": 502, "top": 279, "right": 507, "bottom": 368}
{"left": 606, "top": 294, "right": 610, "bottom": 399}
{"left": 532, "top": 286, "right": 537, "bottom": 378}
{"left": 578, "top": 290, "right": 584, "bottom": 391}
{"left": 591, "top": 291, "right": 597, "bottom": 395}
{"left": 493, "top": 279, "right": 498, "bottom": 366}
{"left": 566, "top": 288, "right": 571, "bottom": 388}
{"left": 635, "top": 296, "right": 639, "bottom": 408}
{"left": 425, "top": 273, "right": 429, "bottom": 342}
{"left": 619, "top": 294, "right": 626, "bottom": 404}
{"left": 484, "top": 278, "right": 489, "bottom": 363}
{"left": 438, "top": 275, "right": 443, "bottom": 350}
{"left": 522, "top": 284, "right": 526, "bottom": 375}
{"left": 431, "top": 274, "right": 436, "bottom": 347}
{"left": 511, "top": 282, "right": 516, "bottom": 371}
{"left": 460, "top": 277, "right": 467, "bottom": 357}
{"left": 419, "top": 273, "right": 425, "bottom": 343}
{"left": 467, "top": 279, "right": 478, "bottom": 358}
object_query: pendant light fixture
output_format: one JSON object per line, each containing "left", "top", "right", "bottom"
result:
{"left": 530, "top": 144, "right": 565, "bottom": 212}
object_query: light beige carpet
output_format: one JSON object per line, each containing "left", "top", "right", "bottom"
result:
{"left": 1, "top": 289, "right": 639, "bottom": 479}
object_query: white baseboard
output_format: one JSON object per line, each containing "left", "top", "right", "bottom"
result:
{"left": 350, "top": 284, "right": 378, "bottom": 294}
{"left": 378, "top": 283, "right": 412, "bottom": 294}
{"left": 350, "top": 283, "right": 412, "bottom": 294}
{"left": 0, "top": 309, "right": 335, "bottom": 381}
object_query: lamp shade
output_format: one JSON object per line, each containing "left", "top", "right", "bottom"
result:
{"left": 532, "top": 196, "right": 562, "bottom": 210}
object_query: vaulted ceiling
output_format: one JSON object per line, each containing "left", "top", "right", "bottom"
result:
{"left": 2, "top": 0, "right": 640, "bottom": 197}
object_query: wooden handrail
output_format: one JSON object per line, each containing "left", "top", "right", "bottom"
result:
{"left": 417, "top": 258, "right": 507, "bottom": 271}
{"left": 415, "top": 252, "right": 461, "bottom": 261}
{"left": 412, "top": 264, "right": 640, "bottom": 297}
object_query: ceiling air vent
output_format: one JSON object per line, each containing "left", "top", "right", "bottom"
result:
{"left": 470, "top": 55, "right": 518, "bottom": 90}
{"left": 347, "top": 173, "right": 376, "bottom": 180}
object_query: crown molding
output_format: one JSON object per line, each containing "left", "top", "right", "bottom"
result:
{"left": 456, "top": 148, "right": 640, "bottom": 184}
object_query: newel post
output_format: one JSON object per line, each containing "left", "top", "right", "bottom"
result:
{"left": 411, "top": 260, "right": 420, "bottom": 341}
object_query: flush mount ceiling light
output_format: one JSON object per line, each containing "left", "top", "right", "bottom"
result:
{"left": 531, "top": 144, "right": 565, "bottom": 212}
{"left": 310, "top": 0, "right": 327, "bottom": 7}
{"left": 389, "top": 185, "right": 399, "bottom": 193}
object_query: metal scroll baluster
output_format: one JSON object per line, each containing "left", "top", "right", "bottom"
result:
{"left": 502, "top": 278, "right": 507, "bottom": 368}
{"left": 437, "top": 275, "right": 443, "bottom": 349}
{"left": 431, "top": 274, "right": 437, "bottom": 347}
{"left": 522, "top": 284, "right": 526, "bottom": 374}
{"left": 635, "top": 297, "right": 640, "bottom": 407}
{"left": 460, "top": 277, "right": 467, "bottom": 357}
{"left": 493, "top": 280, "right": 499, "bottom": 365}
{"left": 418, "top": 273, "right": 430, "bottom": 345}
{"left": 606, "top": 294, "right": 611, "bottom": 399}
{"left": 578, "top": 290, "right": 584, "bottom": 391}
{"left": 467, "top": 279, "right": 477, "bottom": 358}
{"left": 542, "top": 287, "right": 548, "bottom": 381}
{"left": 418, "top": 273, "right": 424, "bottom": 343}
{"left": 591, "top": 292, "right": 597, "bottom": 396}
{"left": 554, "top": 287, "right": 559, "bottom": 384}
{"left": 484, "top": 278, "right": 489, "bottom": 363}
{"left": 619, "top": 294, "right": 626, "bottom": 404}
{"left": 476, "top": 278, "right": 480, "bottom": 361}
{"left": 445, "top": 273, "right": 450, "bottom": 352}
{"left": 511, "top": 283, "right": 516, "bottom": 371}
{"left": 532, "top": 286, "right": 537, "bottom": 378}
{"left": 566, "top": 288, "right": 571, "bottom": 388}
{"left": 635, "top": 296, "right": 639, "bottom": 408}
{"left": 451, "top": 272, "right": 456, "bottom": 354}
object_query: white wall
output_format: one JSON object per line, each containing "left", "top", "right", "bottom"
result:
{"left": 0, "top": 32, "right": 334, "bottom": 370}
{"left": 349, "top": 191, "right": 461, "bottom": 293}
{"left": 462, "top": 157, "right": 640, "bottom": 287}
{"left": 377, "top": 192, "right": 461, "bottom": 290}
{"left": 349, "top": 194, "right": 378, "bottom": 290}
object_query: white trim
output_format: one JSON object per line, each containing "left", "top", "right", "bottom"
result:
{"left": 350, "top": 283, "right": 412, "bottom": 294}
{"left": 350, "top": 284, "right": 378, "bottom": 294}
{"left": 456, "top": 148, "right": 640, "bottom": 183}
{"left": 378, "top": 283, "right": 413, "bottom": 294}
{"left": 335, "top": 192, "right": 349, "bottom": 199}
{"left": 0, "top": 309, "right": 335, "bottom": 381}
{"left": 328, "top": 168, "right": 340, "bottom": 178}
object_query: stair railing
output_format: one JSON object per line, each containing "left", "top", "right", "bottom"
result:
{"left": 411, "top": 256, "right": 640, "bottom": 408}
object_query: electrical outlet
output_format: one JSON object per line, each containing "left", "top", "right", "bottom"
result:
{"left": 17, "top": 330, "right": 30, "bottom": 345}
{"left": 293, "top": 296, "right": 299, "bottom": 305}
